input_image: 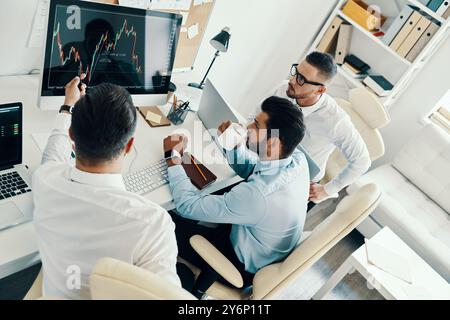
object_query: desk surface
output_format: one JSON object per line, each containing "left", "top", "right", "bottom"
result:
{"left": 0, "top": 74, "right": 241, "bottom": 279}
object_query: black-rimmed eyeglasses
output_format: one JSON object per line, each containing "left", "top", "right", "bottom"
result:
{"left": 290, "top": 64, "right": 325, "bottom": 87}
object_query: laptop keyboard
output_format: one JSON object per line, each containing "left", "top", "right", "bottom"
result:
{"left": 0, "top": 171, "right": 32, "bottom": 200}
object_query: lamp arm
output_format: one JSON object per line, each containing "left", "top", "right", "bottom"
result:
{"left": 199, "top": 50, "right": 220, "bottom": 88}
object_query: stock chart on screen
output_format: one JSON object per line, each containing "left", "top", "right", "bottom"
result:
{"left": 42, "top": 1, "right": 180, "bottom": 95}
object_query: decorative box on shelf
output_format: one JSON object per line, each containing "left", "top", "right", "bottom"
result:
{"left": 342, "top": 0, "right": 386, "bottom": 31}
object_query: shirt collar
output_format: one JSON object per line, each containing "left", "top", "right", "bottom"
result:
{"left": 300, "top": 94, "right": 327, "bottom": 117}
{"left": 254, "top": 156, "right": 293, "bottom": 176}
{"left": 70, "top": 167, "right": 126, "bottom": 190}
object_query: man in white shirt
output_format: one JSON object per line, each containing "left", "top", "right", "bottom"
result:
{"left": 32, "top": 75, "right": 180, "bottom": 299}
{"left": 268, "top": 52, "right": 371, "bottom": 203}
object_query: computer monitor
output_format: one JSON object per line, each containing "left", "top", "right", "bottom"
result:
{"left": 38, "top": 0, "right": 182, "bottom": 110}
{"left": 0, "top": 103, "right": 22, "bottom": 170}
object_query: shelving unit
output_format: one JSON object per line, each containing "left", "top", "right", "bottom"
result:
{"left": 305, "top": 0, "right": 450, "bottom": 109}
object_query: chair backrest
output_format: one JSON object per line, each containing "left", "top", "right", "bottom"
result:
{"left": 322, "top": 88, "right": 390, "bottom": 184}
{"left": 90, "top": 258, "right": 196, "bottom": 300}
{"left": 251, "top": 183, "right": 381, "bottom": 300}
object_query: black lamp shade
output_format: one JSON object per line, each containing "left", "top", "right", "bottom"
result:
{"left": 210, "top": 27, "right": 231, "bottom": 52}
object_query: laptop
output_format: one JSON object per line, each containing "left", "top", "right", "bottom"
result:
{"left": 0, "top": 102, "right": 33, "bottom": 231}
{"left": 197, "top": 79, "right": 243, "bottom": 140}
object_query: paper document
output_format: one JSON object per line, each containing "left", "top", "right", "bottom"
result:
{"left": 187, "top": 23, "right": 199, "bottom": 39}
{"left": 365, "top": 239, "right": 413, "bottom": 284}
{"left": 27, "top": 0, "right": 50, "bottom": 48}
{"left": 118, "top": 0, "right": 151, "bottom": 9}
{"left": 32, "top": 133, "right": 51, "bottom": 152}
{"left": 150, "top": 0, "right": 192, "bottom": 11}
{"left": 146, "top": 111, "right": 162, "bottom": 124}
{"left": 180, "top": 12, "right": 189, "bottom": 25}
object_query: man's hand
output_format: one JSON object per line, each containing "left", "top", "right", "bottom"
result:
{"left": 64, "top": 74, "right": 87, "bottom": 107}
{"left": 218, "top": 121, "right": 233, "bottom": 135}
{"left": 164, "top": 134, "right": 188, "bottom": 154}
{"left": 309, "top": 182, "right": 329, "bottom": 202}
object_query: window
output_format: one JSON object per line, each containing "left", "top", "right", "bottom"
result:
{"left": 429, "top": 90, "right": 450, "bottom": 133}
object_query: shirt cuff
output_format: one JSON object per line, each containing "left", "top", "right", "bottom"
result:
{"left": 167, "top": 165, "right": 187, "bottom": 180}
{"left": 54, "top": 113, "right": 72, "bottom": 132}
{"left": 323, "top": 181, "right": 342, "bottom": 197}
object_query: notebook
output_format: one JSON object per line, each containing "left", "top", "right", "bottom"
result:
{"left": 138, "top": 106, "right": 171, "bottom": 127}
{"left": 181, "top": 153, "right": 217, "bottom": 190}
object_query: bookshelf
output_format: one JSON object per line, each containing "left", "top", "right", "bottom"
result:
{"left": 306, "top": 0, "right": 450, "bottom": 109}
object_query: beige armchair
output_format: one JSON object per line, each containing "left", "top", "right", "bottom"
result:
{"left": 321, "top": 88, "right": 390, "bottom": 185}
{"left": 90, "top": 258, "right": 196, "bottom": 300}
{"left": 188, "top": 183, "right": 381, "bottom": 300}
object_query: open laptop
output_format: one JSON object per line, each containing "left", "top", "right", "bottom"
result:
{"left": 0, "top": 102, "right": 33, "bottom": 231}
{"left": 197, "top": 79, "right": 244, "bottom": 140}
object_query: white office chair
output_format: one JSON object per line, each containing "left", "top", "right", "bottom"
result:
{"left": 321, "top": 88, "right": 391, "bottom": 185}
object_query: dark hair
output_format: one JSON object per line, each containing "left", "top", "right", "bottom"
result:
{"left": 261, "top": 96, "right": 306, "bottom": 158}
{"left": 71, "top": 83, "right": 137, "bottom": 163}
{"left": 306, "top": 51, "right": 337, "bottom": 81}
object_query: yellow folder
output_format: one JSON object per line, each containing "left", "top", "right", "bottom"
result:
{"left": 397, "top": 16, "right": 431, "bottom": 57}
{"left": 389, "top": 11, "right": 422, "bottom": 52}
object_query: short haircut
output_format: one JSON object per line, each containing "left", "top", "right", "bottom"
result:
{"left": 71, "top": 83, "right": 137, "bottom": 163}
{"left": 261, "top": 96, "right": 306, "bottom": 158}
{"left": 306, "top": 51, "right": 337, "bottom": 81}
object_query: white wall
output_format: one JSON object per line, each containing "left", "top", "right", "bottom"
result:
{"left": 0, "top": 0, "right": 43, "bottom": 76}
{"left": 374, "top": 34, "right": 450, "bottom": 167}
{"left": 189, "top": 0, "right": 338, "bottom": 116}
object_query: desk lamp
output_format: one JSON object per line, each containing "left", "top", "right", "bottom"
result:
{"left": 188, "top": 27, "right": 231, "bottom": 89}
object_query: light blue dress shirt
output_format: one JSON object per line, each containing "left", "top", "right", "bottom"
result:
{"left": 168, "top": 146, "right": 310, "bottom": 273}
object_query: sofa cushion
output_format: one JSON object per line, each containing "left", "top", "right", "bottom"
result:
{"left": 348, "top": 165, "right": 450, "bottom": 280}
{"left": 392, "top": 124, "right": 450, "bottom": 213}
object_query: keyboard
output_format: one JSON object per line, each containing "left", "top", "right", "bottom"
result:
{"left": 0, "top": 171, "right": 32, "bottom": 201}
{"left": 124, "top": 159, "right": 169, "bottom": 195}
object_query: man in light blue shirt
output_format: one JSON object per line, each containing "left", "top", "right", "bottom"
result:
{"left": 163, "top": 96, "right": 310, "bottom": 297}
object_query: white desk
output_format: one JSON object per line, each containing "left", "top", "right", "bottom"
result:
{"left": 0, "top": 74, "right": 242, "bottom": 279}
{"left": 313, "top": 227, "right": 450, "bottom": 300}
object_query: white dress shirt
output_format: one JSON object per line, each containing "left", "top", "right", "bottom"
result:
{"left": 261, "top": 80, "right": 371, "bottom": 195}
{"left": 32, "top": 113, "right": 181, "bottom": 300}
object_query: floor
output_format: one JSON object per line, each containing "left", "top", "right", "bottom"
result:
{"left": 275, "top": 197, "right": 384, "bottom": 300}
{"left": 0, "top": 196, "right": 384, "bottom": 300}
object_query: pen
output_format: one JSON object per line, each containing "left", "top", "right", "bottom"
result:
{"left": 190, "top": 154, "right": 207, "bottom": 181}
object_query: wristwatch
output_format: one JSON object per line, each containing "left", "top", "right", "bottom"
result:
{"left": 59, "top": 105, "right": 74, "bottom": 114}
{"left": 164, "top": 149, "right": 182, "bottom": 160}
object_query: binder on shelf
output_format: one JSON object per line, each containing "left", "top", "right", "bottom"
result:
{"left": 405, "top": 21, "right": 440, "bottom": 62}
{"left": 436, "top": 0, "right": 450, "bottom": 16}
{"left": 363, "top": 75, "right": 394, "bottom": 97}
{"left": 427, "top": 0, "right": 445, "bottom": 12}
{"left": 389, "top": 11, "right": 423, "bottom": 51}
{"left": 443, "top": 5, "right": 450, "bottom": 19}
{"left": 382, "top": 5, "right": 417, "bottom": 46}
{"left": 397, "top": 15, "right": 432, "bottom": 57}
{"left": 335, "top": 24, "right": 353, "bottom": 64}
{"left": 317, "top": 16, "right": 344, "bottom": 53}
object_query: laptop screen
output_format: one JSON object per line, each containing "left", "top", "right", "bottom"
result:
{"left": 0, "top": 103, "right": 22, "bottom": 168}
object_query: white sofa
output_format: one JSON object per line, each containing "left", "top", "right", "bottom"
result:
{"left": 348, "top": 124, "right": 450, "bottom": 282}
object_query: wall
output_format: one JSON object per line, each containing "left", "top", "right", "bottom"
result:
{"left": 374, "top": 34, "right": 450, "bottom": 167}
{"left": 0, "top": 0, "right": 42, "bottom": 76}
{"left": 188, "top": 0, "right": 338, "bottom": 117}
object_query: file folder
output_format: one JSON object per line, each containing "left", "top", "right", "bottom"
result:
{"left": 389, "top": 11, "right": 423, "bottom": 51}
{"left": 444, "top": 5, "right": 450, "bottom": 19}
{"left": 335, "top": 24, "right": 353, "bottom": 64}
{"left": 397, "top": 15, "right": 431, "bottom": 57}
{"left": 436, "top": 0, "right": 450, "bottom": 16}
{"left": 427, "top": 0, "right": 445, "bottom": 12}
{"left": 406, "top": 21, "right": 440, "bottom": 62}
{"left": 317, "top": 16, "right": 344, "bottom": 53}
{"left": 382, "top": 5, "right": 417, "bottom": 46}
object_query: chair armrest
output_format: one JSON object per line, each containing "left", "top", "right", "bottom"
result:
{"left": 189, "top": 235, "right": 244, "bottom": 288}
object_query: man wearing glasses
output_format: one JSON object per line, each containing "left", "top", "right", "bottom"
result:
{"left": 267, "top": 51, "right": 370, "bottom": 205}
